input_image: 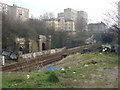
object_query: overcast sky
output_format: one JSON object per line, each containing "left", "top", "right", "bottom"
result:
{"left": 1, "top": 0, "right": 119, "bottom": 23}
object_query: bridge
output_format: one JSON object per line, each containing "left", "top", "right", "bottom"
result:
{"left": 0, "top": 43, "right": 101, "bottom": 72}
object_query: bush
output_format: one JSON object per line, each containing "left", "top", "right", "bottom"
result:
{"left": 90, "top": 60, "right": 98, "bottom": 64}
{"left": 10, "top": 78, "right": 24, "bottom": 83}
{"left": 47, "top": 72, "right": 59, "bottom": 83}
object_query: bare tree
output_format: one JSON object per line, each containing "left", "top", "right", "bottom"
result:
{"left": 76, "top": 11, "right": 88, "bottom": 32}
{"left": 76, "top": 17, "right": 87, "bottom": 32}
{"left": 48, "top": 12, "right": 55, "bottom": 19}
{"left": 103, "top": 1, "right": 120, "bottom": 27}
{"left": 103, "top": 0, "right": 120, "bottom": 46}
{"left": 40, "top": 12, "right": 55, "bottom": 20}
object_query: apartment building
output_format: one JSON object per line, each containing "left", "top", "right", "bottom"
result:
{"left": 45, "top": 19, "right": 59, "bottom": 31}
{"left": 0, "top": 2, "right": 8, "bottom": 14}
{"left": 58, "top": 8, "right": 88, "bottom": 31}
{"left": 58, "top": 18, "right": 65, "bottom": 30}
{"left": 45, "top": 18, "right": 75, "bottom": 32}
{"left": 64, "top": 19, "right": 75, "bottom": 31}
{"left": 77, "top": 11, "right": 88, "bottom": 31}
{"left": 0, "top": 2, "right": 29, "bottom": 21}
{"left": 88, "top": 22, "right": 107, "bottom": 33}
{"left": 64, "top": 8, "right": 77, "bottom": 21}
{"left": 9, "top": 4, "right": 29, "bottom": 21}
{"left": 58, "top": 12, "right": 64, "bottom": 19}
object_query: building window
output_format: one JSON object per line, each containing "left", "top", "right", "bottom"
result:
{"left": 18, "top": 10, "right": 22, "bottom": 15}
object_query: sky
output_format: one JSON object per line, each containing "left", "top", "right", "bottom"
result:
{"left": 1, "top": 0, "right": 119, "bottom": 23}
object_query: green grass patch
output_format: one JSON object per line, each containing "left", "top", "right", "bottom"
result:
{"left": 2, "top": 52, "right": 118, "bottom": 88}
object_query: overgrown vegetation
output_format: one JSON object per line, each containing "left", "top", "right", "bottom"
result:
{"left": 2, "top": 52, "right": 118, "bottom": 88}
{"left": 47, "top": 72, "right": 59, "bottom": 83}
{"left": 2, "top": 13, "right": 90, "bottom": 53}
{"left": 94, "top": 32, "right": 117, "bottom": 44}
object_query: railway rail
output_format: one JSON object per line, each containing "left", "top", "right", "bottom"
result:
{"left": 0, "top": 43, "right": 101, "bottom": 72}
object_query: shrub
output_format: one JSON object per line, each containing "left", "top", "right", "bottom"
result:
{"left": 45, "top": 71, "right": 51, "bottom": 74}
{"left": 47, "top": 72, "right": 59, "bottom": 83}
{"left": 64, "top": 66, "right": 69, "bottom": 69}
{"left": 90, "top": 60, "right": 98, "bottom": 64}
{"left": 10, "top": 78, "right": 24, "bottom": 83}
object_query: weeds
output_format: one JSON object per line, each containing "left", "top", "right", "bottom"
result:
{"left": 2, "top": 52, "right": 118, "bottom": 88}
{"left": 47, "top": 72, "right": 59, "bottom": 83}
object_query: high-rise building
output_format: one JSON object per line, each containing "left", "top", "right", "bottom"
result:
{"left": 9, "top": 4, "right": 29, "bottom": 21}
{"left": 0, "top": 2, "right": 8, "bottom": 14}
{"left": 77, "top": 11, "right": 88, "bottom": 31}
{"left": 57, "top": 8, "right": 88, "bottom": 32}
{"left": 58, "top": 12, "right": 64, "bottom": 19}
{"left": 64, "top": 8, "right": 77, "bottom": 21}
{"left": 0, "top": 2, "right": 29, "bottom": 21}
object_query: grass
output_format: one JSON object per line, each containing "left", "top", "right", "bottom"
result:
{"left": 2, "top": 52, "right": 119, "bottom": 88}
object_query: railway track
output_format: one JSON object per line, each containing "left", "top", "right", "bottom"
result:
{"left": 0, "top": 43, "right": 101, "bottom": 72}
